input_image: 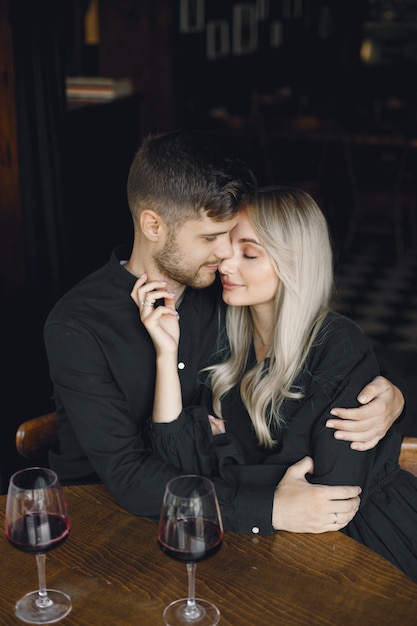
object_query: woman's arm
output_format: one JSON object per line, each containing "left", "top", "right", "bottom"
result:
{"left": 132, "top": 275, "right": 229, "bottom": 476}
{"left": 131, "top": 274, "right": 182, "bottom": 422}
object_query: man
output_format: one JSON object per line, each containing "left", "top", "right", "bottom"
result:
{"left": 44, "top": 129, "right": 405, "bottom": 534}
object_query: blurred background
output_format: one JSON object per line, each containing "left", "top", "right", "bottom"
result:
{"left": 1, "top": 0, "right": 417, "bottom": 491}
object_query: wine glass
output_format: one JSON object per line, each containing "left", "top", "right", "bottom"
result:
{"left": 5, "top": 467, "right": 71, "bottom": 624}
{"left": 158, "top": 475, "right": 223, "bottom": 626}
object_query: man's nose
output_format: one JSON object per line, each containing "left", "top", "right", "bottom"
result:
{"left": 214, "top": 236, "right": 233, "bottom": 261}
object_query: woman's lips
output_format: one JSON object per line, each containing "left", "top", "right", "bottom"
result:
{"left": 221, "top": 279, "right": 241, "bottom": 290}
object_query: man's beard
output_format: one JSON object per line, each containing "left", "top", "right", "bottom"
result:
{"left": 154, "top": 235, "right": 216, "bottom": 289}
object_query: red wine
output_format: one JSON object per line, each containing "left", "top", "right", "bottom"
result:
{"left": 158, "top": 518, "right": 223, "bottom": 563}
{"left": 6, "top": 513, "right": 70, "bottom": 553}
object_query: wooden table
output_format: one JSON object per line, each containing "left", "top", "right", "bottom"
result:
{"left": 0, "top": 484, "right": 416, "bottom": 625}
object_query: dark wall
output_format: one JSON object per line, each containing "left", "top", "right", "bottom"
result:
{"left": 175, "top": 1, "right": 365, "bottom": 125}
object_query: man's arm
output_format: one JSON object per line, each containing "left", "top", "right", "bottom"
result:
{"left": 272, "top": 457, "right": 361, "bottom": 532}
{"left": 326, "top": 375, "right": 405, "bottom": 451}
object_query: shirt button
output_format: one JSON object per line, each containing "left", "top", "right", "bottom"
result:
{"left": 251, "top": 526, "right": 260, "bottom": 534}
{"left": 178, "top": 362, "right": 185, "bottom": 370}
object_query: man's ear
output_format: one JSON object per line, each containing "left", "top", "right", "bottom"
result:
{"left": 140, "top": 209, "right": 166, "bottom": 242}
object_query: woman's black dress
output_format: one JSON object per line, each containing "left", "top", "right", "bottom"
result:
{"left": 151, "top": 312, "right": 417, "bottom": 583}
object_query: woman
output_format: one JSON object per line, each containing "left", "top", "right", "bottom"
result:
{"left": 133, "top": 187, "right": 417, "bottom": 582}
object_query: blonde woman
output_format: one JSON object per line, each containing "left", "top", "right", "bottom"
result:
{"left": 133, "top": 187, "right": 417, "bottom": 582}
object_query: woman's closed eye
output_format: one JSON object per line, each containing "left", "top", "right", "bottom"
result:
{"left": 240, "top": 242, "right": 261, "bottom": 260}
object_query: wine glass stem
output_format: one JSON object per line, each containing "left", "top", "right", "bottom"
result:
{"left": 185, "top": 562, "right": 200, "bottom": 619}
{"left": 35, "top": 553, "right": 53, "bottom": 609}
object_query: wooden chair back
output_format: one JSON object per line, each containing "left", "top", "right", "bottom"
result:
{"left": 399, "top": 436, "right": 417, "bottom": 477}
{"left": 15, "top": 412, "right": 58, "bottom": 459}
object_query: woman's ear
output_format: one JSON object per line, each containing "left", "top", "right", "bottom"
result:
{"left": 140, "top": 209, "right": 166, "bottom": 242}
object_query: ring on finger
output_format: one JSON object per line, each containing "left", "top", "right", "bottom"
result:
{"left": 141, "top": 299, "right": 154, "bottom": 307}
{"left": 333, "top": 512, "right": 338, "bottom": 524}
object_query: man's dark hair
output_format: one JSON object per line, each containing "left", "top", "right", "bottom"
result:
{"left": 127, "top": 129, "right": 256, "bottom": 228}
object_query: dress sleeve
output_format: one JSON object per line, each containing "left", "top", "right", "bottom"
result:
{"left": 150, "top": 408, "right": 214, "bottom": 475}
{"left": 302, "top": 317, "right": 384, "bottom": 490}
{"left": 150, "top": 409, "right": 247, "bottom": 475}
{"left": 150, "top": 409, "right": 275, "bottom": 535}
{"left": 377, "top": 353, "right": 408, "bottom": 423}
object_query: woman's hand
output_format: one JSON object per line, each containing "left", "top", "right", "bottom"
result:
{"left": 131, "top": 274, "right": 182, "bottom": 423}
{"left": 130, "top": 273, "right": 180, "bottom": 356}
{"left": 326, "top": 376, "right": 405, "bottom": 451}
{"left": 272, "top": 457, "right": 361, "bottom": 533}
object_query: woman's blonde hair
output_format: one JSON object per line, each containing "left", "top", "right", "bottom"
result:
{"left": 208, "top": 187, "right": 334, "bottom": 448}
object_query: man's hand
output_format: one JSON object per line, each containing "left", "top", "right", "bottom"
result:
{"left": 272, "top": 457, "right": 361, "bottom": 533}
{"left": 326, "top": 375, "right": 405, "bottom": 452}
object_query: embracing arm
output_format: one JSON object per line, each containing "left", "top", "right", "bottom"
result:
{"left": 326, "top": 367, "right": 406, "bottom": 451}
{"left": 272, "top": 457, "right": 361, "bottom": 532}
{"left": 149, "top": 397, "right": 363, "bottom": 535}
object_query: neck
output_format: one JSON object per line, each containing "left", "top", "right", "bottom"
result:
{"left": 251, "top": 308, "right": 273, "bottom": 348}
{"left": 253, "top": 337, "right": 271, "bottom": 364}
{"left": 253, "top": 334, "right": 271, "bottom": 348}
{"left": 251, "top": 307, "right": 274, "bottom": 363}
{"left": 253, "top": 332, "right": 272, "bottom": 363}
{"left": 123, "top": 242, "right": 186, "bottom": 305}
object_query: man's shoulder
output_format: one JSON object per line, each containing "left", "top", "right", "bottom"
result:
{"left": 45, "top": 247, "right": 134, "bottom": 327}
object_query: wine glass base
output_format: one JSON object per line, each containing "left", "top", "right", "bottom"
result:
{"left": 15, "top": 589, "right": 72, "bottom": 624}
{"left": 163, "top": 598, "right": 220, "bottom": 626}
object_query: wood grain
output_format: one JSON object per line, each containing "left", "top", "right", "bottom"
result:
{"left": 0, "top": 483, "right": 416, "bottom": 625}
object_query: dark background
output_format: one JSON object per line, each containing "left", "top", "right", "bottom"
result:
{"left": 1, "top": 0, "right": 417, "bottom": 491}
